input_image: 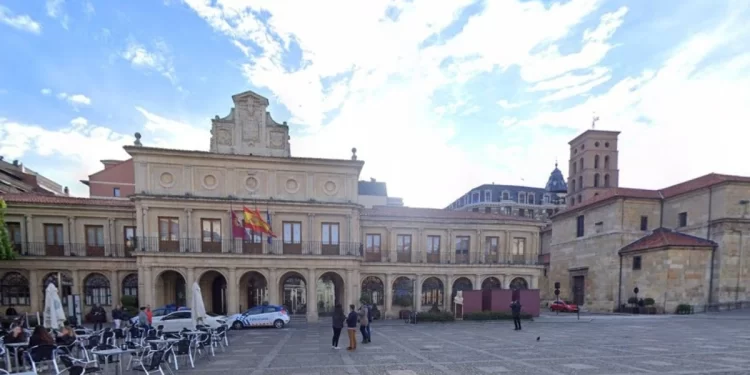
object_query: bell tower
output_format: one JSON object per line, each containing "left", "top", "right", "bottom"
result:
{"left": 566, "top": 128, "right": 620, "bottom": 206}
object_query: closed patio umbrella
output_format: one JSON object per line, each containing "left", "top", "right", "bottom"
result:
{"left": 43, "top": 283, "right": 66, "bottom": 329}
{"left": 191, "top": 281, "right": 207, "bottom": 329}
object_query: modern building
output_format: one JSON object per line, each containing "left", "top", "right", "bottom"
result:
{"left": 0, "top": 157, "right": 69, "bottom": 196}
{"left": 0, "top": 90, "right": 543, "bottom": 322}
{"left": 445, "top": 163, "right": 568, "bottom": 221}
{"left": 546, "top": 129, "right": 750, "bottom": 312}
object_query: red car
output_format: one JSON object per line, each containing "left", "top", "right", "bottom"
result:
{"left": 550, "top": 300, "right": 579, "bottom": 313}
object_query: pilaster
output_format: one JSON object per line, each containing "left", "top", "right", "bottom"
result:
{"left": 306, "top": 268, "right": 318, "bottom": 322}
{"left": 184, "top": 208, "right": 193, "bottom": 252}
{"left": 227, "top": 268, "right": 238, "bottom": 314}
{"left": 267, "top": 268, "right": 278, "bottom": 305}
{"left": 110, "top": 270, "right": 120, "bottom": 307}
{"left": 24, "top": 215, "right": 32, "bottom": 252}
{"left": 474, "top": 274, "right": 482, "bottom": 290}
{"left": 67, "top": 216, "right": 75, "bottom": 256}
{"left": 385, "top": 273, "right": 393, "bottom": 318}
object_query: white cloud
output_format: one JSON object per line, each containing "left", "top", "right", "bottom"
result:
{"left": 83, "top": 1, "right": 95, "bottom": 17}
{"left": 40, "top": 88, "right": 52, "bottom": 95}
{"left": 46, "top": 0, "right": 69, "bottom": 30}
{"left": 121, "top": 39, "right": 178, "bottom": 85}
{"left": 498, "top": 100, "right": 526, "bottom": 109}
{"left": 56, "top": 92, "right": 92, "bottom": 108}
{"left": 0, "top": 6, "right": 42, "bottom": 34}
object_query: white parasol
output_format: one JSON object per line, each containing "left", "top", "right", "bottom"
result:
{"left": 43, "top": 283, "right": 66, "bottom": 329}
{"left": 191, "top": 281, "right": 207, "bottom": 328}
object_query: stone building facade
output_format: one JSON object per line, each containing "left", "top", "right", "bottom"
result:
{"left": 547, "top": 129, "right": 750, "bottom": 312}
{"left": 0, "top": 90, "right": 542, "bottom": 323}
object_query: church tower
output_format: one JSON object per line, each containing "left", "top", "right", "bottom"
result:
{"left": 566, "top": 128, "right": 620, "bottom": 206}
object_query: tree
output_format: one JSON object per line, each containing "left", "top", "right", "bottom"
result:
{"left": 0, "top": 198, "right": 17, "bottom": 260}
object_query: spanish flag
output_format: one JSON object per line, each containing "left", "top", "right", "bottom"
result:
{"left": 243, "top": 207, "right": 276, "bottom": 237}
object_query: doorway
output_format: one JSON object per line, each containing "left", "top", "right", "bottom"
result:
{"left": 211, "top": 276, "right": 227, "bottom": 315}
{"left": 572, "top": 276, "right": 585, "bottom": 306}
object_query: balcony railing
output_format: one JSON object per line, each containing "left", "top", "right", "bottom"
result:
{"left": 132, "top": 237, "right": 363, "bottom": 257}
{"left": 12, "top": 242, "right": 135, "bottom": 258}
{"left": 362, "top": 249, "right": 541, "bottom": 266}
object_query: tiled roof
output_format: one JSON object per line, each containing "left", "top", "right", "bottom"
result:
{"left": 555, "top": 173, "right": 750, "bottom": 218}
{"left": 0, "top": 193, "right": 134, "bottom": 207}
{"left": 619, "top": 228, "right": 716, "bottom": 254}
{"left": 362, "top": 206, "right": 540, "bottom": 223}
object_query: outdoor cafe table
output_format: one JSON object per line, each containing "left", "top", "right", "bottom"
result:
{"left": 4, "top": 340, "right": 29, "bottom": 372}
{"left": 146, "top": 338, "right": 181, "bottom": 369}
{"left": 92, "top": 348, "right": 133, "bottom": 375}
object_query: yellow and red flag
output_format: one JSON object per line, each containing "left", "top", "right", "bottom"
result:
{"left": 243, "top": 206, "right": 276, "bottom": 237}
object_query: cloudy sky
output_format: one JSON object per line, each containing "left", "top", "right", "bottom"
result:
{"left": 1, "top": 0, "right": 749, "bottom": 208}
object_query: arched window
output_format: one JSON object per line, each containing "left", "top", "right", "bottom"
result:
{"left": 509, "top": 277, "right": 528, "bottom": 290}
{"left": 361, "top": 276, "right": 385, "bottom": 306}
{"left": 594, "top": 174, "right": 600, "bottom": 187}
{"left": 604, "top": 174, "right": 610, "bottom": 187}
{"left": 578, "top": 176, "right": 583, "bottom": 191}
{"left": 421, "top": 277, "right": 444, "bottom": 308}
{"left": 571, "top": 162, "right": 576, "bottom": 175}
{"left": 604, "top": 156, "right": 610, "bottom": 169}
{"left": 84, "top": 273, "right": 111, "bottom": 306}
{"left": 579, "top": 158, "right": 584, "bottom": 171}
{"left": 1, "top": 272, "right": 30, "bottom": 306}
{"left": 594, "top": 155, "right": 600, "bottom": 169}
{"left": 571, "top": 180, "right": 576, "bottom": 192}
{"left": 577, "top": 195, "right": 582, "bottom": 203}
{"left": 122, "top": 273, "right": 138, "bottom": 299}
{"left": 502, "top": 191, "right": 509, "bottom": 200}
{"left": 528, "top": 193, "right": 535, "bottom": 204}
{"left": 519, "top": 193, "right": 526, "bottom": 204}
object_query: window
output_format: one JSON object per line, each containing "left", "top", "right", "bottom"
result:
{"left": 576, "top": 215, "right": 585, "bottom": 237}
{"left": 124, "top": 226, "right": 136, "bottom": 249}
{"left": 632, "top": 256, "right": 642, "bottom": 270}
{"left": 85, "top": 225, "right": 105, "bottom": 256}
{"left": 518, "top": 209, "right": 525, "bottom": 217}
{"left": 595, "top": 221, "right": 603, "bottom": 233}
{"left": 472, "top": 208, "right": 479, "bottom": 212}
{"left": 365, "top": 234, "right": 381, "bottom": 262}
{"left": 604, "top": 174, "right": 610, "bottom": 187}
{"left": 122, "top": 273, "right": 138, "bottom": 299}
{"left": 571, "top": 162, "right": 577, "bottom": 175}
{"left": 484, "top": 190, "right": 491, "bottom": 202}
{"left": 84, "top": 273, "right": 111, "bottom": 306}
{"left": 282, "top": 222, "right": 302, "bottom": 244}
{"left": 512, "top": 238, "right": 525, "bottom": 262}
{"left": 455, "top": 236, "right": 470, "bottom": 263}
{"left": 5, "top": 222, "right": 22, "bottom": 252}
{"left": 396, "top": 235, "right": 412, "bottom": 262}
{"left": 578, "top": 176, "right": 583, "bottom": 190}
{"left": 594, "top": 155, "right": 600, "bottom": 168}
{"left": 543, "top": 194, "right": 550, "bottom": 204}
{"left": 158, "top": 217, "right": 179, "bottom": 252}
{"left": 594, "top": 173, "right": 600, "bottom": 187}
{"left": 519, "top": 193, "right": 526, "bottom": 204}
{"left": 528, "top": 194, "right": 535, "bottom": 204}
{"left": 678, "top": 212, "right": 687, "bottom": 227}
{"left": 571, "top": 179, "right": 576, "bottom": 192}
{"left": 577, "top": 195, "right": 582, "bottom": 204}
{"left": 579, "top": 158, "right": 584, "bottom": 170}
{"left": 201, "top": 219, "right": 222, "bottom": 243}
{"left": 484, "top": 207, "right": 491, "bottom": 213}
{"left": 0, "top": 272, "right": 30, "bottom": 306}
{"left": 44, "top": 223, "right": 64, "bottom": 256}
{"left": 427, "top": 235, "right": 440, "bottom": 263}
{"left": 113, "top": 187, "right": 121, "bottom": 197}
{"left": 322, "top": 223, "right": 339, "bottom": 245}
{"left": 485, "top": 237, "right": 499, "bottom": 263}
{"left": 503, "top": 207, "right": 511, "bottom": 215}
{"left": 604, "top": 155, "right": 610, "bottom": 169}
{"left": 640, "top": 216, "right": 648, "bottom": 231}
{"left": 471, "top": 192, "right": 480, "bottom": 203}
{"left": 502, "top": 192, "right": 509, "bottom": 200}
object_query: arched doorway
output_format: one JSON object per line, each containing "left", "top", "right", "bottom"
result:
{"left": 451, "top": 277, "right": 473, "bottom": 304}
{"left": 421, "top": 277, "right": 444, "bottom": 311}
{"left": 481, "top": 277, "right": 502, "bottom": 290}
{"left": 122, "top": 273, "right": 139, "bottom": 300}
{"left": 199, "top": 271, "right": 227, "bottom": 315}
{"left": 155, "top": 270, "right": 186, "bottom": 308}
{"left": 42, "top": 272, "right": 73, "bottom": 308}
{"left": 279, "top": 272, "right": 306, "bottom": 315}
{"left": 361, "top": 276, "right": 384, "bottom": 306}
{"left": 510, "top": 277, "right": 528, "bottom": 290}
{"left": 239, "top": 271, "right": 267, "bottom": 311}
{"left": 391, "top": 277, "right": 413, "bottom": 309}
{"left": 1, "top": 272, "right": 30, "bottom": 306}
{"left": 317, "top": 272, "right": 345, "bottom": 315}
{"left": 84, "top": 273, "right": 112, "bottom": 307}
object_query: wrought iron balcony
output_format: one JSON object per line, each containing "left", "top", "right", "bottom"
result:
{"left": 12, "top": 242, "right": 135, "bottom": 258}
{"left": 131, "top": 237, "right": 363, "bottom": 257}
{"left": 362, "top": 249, "right": 541, "bottom": 266}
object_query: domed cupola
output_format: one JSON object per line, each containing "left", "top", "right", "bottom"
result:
{"left": 545, "top": 161, "right": 568, "bottom": 193}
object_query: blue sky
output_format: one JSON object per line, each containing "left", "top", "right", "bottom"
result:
{"left": 1, "top": 0, "right": 749, "bottom": 207}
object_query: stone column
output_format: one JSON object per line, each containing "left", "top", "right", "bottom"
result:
{"left": 227, "top": 268, "right": 238, "bottom": 314}
{"left": 138, "top": 267, "right": 148, "bottom": 307}
{"left": 530, "top": 275, "right": 538, "bottom": 289}
{"left": 446, "top": 229, "right": 453, "bottom": 263}
{"left": 505, "top": 231, "right": 513, "bottom": 263}
{"left": 67, "top": 216, "right": 75, "bottom": 256}
{"left": 142, "top": 207, "right": 150, "bottom": 249}
{"left": 24, "top": 215, "right": 33, "bottom": 254}
{"left": 416, "top": 229, "right": 423, "bottom": 262}
{"left": 29, "top": 270, "right": 40, "bottom": 313}
{"left": 385, "top": 273, "right": 393, "bottom": 318}
{"left": 414, "top": 275, "right": 423, "bottom": 312}
{"left": 267, "top": 268, "right": 279, "bottom": 305}
{"left": 502, "top": 275, "right": 509, "bottom": 289}
{"left": 107, "top": 219, "right": 115, "bottom": 256}
{"left": 186, "top": 267, "right": 195, "bottom": 310}
{"left": 345, "top": 269, "right": 354, "bottom": 306}
{"left": 386, "top": 226, "right": 393, "bottom": 262}
{"left": 110, "top": 270, "right": 120, "bottom": 307}
{"left": 184, "top": 209, "right": 192, "bottom": 252}
{"left": 306, "top": 268, "right": 318, "bottom": 322}
{"left": 352, "top": 269, "right": 360, "bottom": 305}
{"left": 474, "top": 274, "right": 482, "bottom": 290}
{"left": 307, "top": 213, "right": 315, "bottom": 255}
{"left": 445, "top": 275, "right": 453, "bottom": 311}
{"left": 71, "top": 270, "right": 80, "bottom": 295}
{"left": 476, "top": 229, "right": 482, "bottom": 264}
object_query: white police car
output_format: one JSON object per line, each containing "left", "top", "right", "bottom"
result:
{"left": 227, "top": 304, "right": 290, "bottom": 329}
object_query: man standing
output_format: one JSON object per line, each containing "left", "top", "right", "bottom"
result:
{"left": 510, "top": 300, "right": 522, "bottom": 331}
{"left": 358, "top": 303, "right": 370, "bottom": 343}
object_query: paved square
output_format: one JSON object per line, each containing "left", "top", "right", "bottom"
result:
{"left": 180, "top": 311, "right": 750, "bottom": 374}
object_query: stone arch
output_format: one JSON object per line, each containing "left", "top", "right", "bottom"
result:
{"left": 1, "top": 272, "right": 30, "bottom": 306}
{"left": 278, "top": 271, "right": 307, "bottom": 315}
{"left": 451, "top": 277, "right": 473, "bottom": 303}
{"left": 317, "top": 271, "right": 345, "bottom": 315}
{"left": 481, "top": 277, "right": 502, "bottom": 290}
{"left": 509, "top": 277, "right": 529, "bottom": 290}
{"left": 195, "top": 269, "right": 230, "bottom": 286}
{"left": 391, "top": 276, "right": 413, "bottom": 308}
{"left": 41, "top": 272, "right": 73, "bottom": 308}
{"left": 361, "top": 276, "right": 384, "bottom": 306}
{"left": 155, "top": 270, "right": 186, "bottom": 308}
{"left": 604, "top": 155, "right": 610, "bottom": 169}
{"left": 121, "top": 273, "right": 139, "bottom": 302}
{"left": 83, "top": 272, "right": 111, "bottom": 306}
{"left": 198, "top": 270, "right": 227, "bottom": 315}
{"left": 421, "top": 277, "right": 444, "bottom": 309}
{"left": 239, "top": 271, "right": 268, "bottom": 311}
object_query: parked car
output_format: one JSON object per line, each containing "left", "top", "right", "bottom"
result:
{"left": 128, "top": 306, "right": 188, "bottom": 325}
{"left": 550, "top": 300, "right": 579, "bottom": 313}
{"left": 226, "top": 304, "right": 290, "bottom": 329}
{"left": 153, "top": 310, "right": 226, "bottom": 332}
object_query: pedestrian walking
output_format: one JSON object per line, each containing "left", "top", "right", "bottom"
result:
{"left": 331, "top": 304, "right": 345, "bottom": 349}
{"left": 111, "top": 304, "right": 123, "bottom": 329}
{"left": 90, "top": 304, "right": 106, "bottom": 331}
{"left": 346, "top": 304, "right": 358, "bottom": 351}
{"left": 366, "top": 303, "right": 373, "bottom": 342}
{"left": 358, "top": 303, "right": 370, "bottom": 343}
{"left": 511, "top": 300, "right": 522, "bottom": 331}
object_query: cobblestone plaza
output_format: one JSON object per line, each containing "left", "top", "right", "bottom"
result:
{"left": 182, "top": 311, "right": 750, "bottom": 375}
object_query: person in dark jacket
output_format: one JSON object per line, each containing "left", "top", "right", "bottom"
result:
{"left": 510, "top": 300, "right": 522, "bottom": 330}
{"left": 346, "top": 304, "right": 358, "bottom": 351}
{"left": 29, "top": 326, "right": 55, "bottom": 347}
{"left": 111, "top": 305, "right": 123, "bottom": 329}
{"left": 331, "top": 304, "right": 345, "bottom": 349}
{"left": 90, "top": 304, "right": 106, "bottom": 331}
{"left": 5, "top": 305, "right": 17, "bottom": 316}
